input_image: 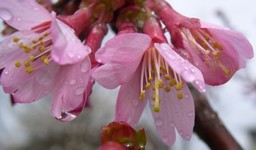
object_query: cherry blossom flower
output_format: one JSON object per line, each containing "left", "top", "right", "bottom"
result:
{"left": 154, "top": 0, "right": 254, "bottom": 85}
{"left": 0, "top": 0, "right": 91, "bottom": 121}
{"left": 93, "top": 33, "right": 205, "bottom": 145}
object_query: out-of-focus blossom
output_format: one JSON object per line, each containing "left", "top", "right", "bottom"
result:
{"left": 0, "top": 0, "right": 92, "bottom": 121}
{"left": 100, "top": 121, "right": 146, "bottom": 150}
{"left": 154, "top": 0, "right": 254, "bottom": 85}
{"left": 93, "top": 33, "right": 205, "bottom": 145}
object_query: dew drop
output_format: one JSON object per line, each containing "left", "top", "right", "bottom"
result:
{"left": 181, "top": 70, "right": 195, "bottom": 82}
{"left": 185, "top": 135, "right": 191, "bottom": 140}
{"left": 193, "top": 80, "right": 206, "bottom": 92}
{"left": 75, "top": 87, "right": 85, "bottom": 95}
{"left": 190, "top": 68, "right": 195, "bottom": 73}
{"left": 33, "top": 7, "right": 40, "bottom": 11}
{"left": 159, "top": 43, "right": 170, "bottom": 51}
{"left": 80, "top": 61, "right": 90, "bottom": 73}
{"left": 187, "top": 111, "right": 193, "bottom": 117}
{"left": 97, "top": 58, "right": 102, "bottom": 63}
{"left": 84, "top": 45, "right": 91, "bottom": 53}
{"left": 17, "top": 18, "right": 21, "bottom": 22}
{"left": 69, "top": 79, "right": 76, "bottom": 85}
{"left": 155, "top": 118, "right": 163, "bottom": 126}
{"left": 132, "top": 99, "right": 139, "bottom": 106}
{"left": 0, "top": 9, "right": 13, "bottom": 21}
{"left": 178, "top": 129, "right": 184, "bottom": 136}
{"left": 4, "top": 71, "right": 9, "bottom": 75}
{"left": 124, "top": 143, "right": 134, "bottom": 148}
{"left": 36, "top": 71, "right": 51, "bottom": 85}
{"left": 68, "top": 52, "right": 74, "bottom": 58}
{"left": 170, "top": 121, "right": 175, "bottom": 127}
{"left": 162, "top": 135, "right": 169, "bottom": 143}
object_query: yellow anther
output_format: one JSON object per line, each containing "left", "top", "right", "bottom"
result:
{"left": 148, "top": 77, "right": 153, "bottom": 81}
{"left": 164, "top": 86, "right": 171, "bottom": 92}
{"left": 204, "top": 50, "right": 210, "bottom": 55}
{"left": 39, "top": 45, "right": 45, "bottom": 52}
{"left": 164, "top": 74, "right": 171, "bottom": 80}
{"left": 160, "top": 65, "right": 166, "bottom": 71}
{"left": 24, "top": 61, "right": 30, "bottom": 67}
{"left": 145, "top": 82, "right": 151, "bottom": 89}
{"left": 23, "top": 45, "right": 33, "bottom": 53}
{"left": 152, "top": 94, "right": 156, "bottom": 100}
{"left": 177, "top": 93, "right": 183, "bottom": 100}
{"left": 218, "top": 62, "right": 231, "bottom": 77}
{"left": 39, "top": 41, "right": 44, "bottom": 45}
{"left": 40, "top": 55, "right": 46, "bottom": 61}
{"left": 157, "top": 79, "right": 163, "bottom": 88}
{"left": 32, "top": 40, "right": 37, "bottom": 44}
{"left": 38, "top": 36, "right": 43, "bottom": 41}
{"left": 175, "top": 83, "right": 183, "bottom": 91}
{"left": 153, "top": 105, "right": 160, "bottom": 112}
{"left": 13, "top": 37, "right": 20, "bottom": 43}
{"left": 44, "top": 32, "right": 49, "bottom": 37}
{"left": 139, "top": 90, "right": 146, "bottom": 100}
{"left": 15, "top": 61, "right": 21, "bottom": 67}
{"left": 201, "top": 42, "right": 207, "bottom": 48}
{"left": 29, "top": 55, "right": 35, "bottom": 61}
{"left": 211, "top": 42, "right": 223, "bottom": 50}
{"left": 152, "top": 85, "right": 156, "bottom": 91}
{"left": 18, "top": 42, "right": 23, "bottom": 48}
{"left": 169, "top": 79, "right": 177, "bottom": 86}
{"left": 26, "top": 66, "right": 35, "bottom": 74}
{"left": 43, "top": 58, "right": 49, "bottom": 65}
{"left": 212, "top": 50, "right": 221, "bottom": 56}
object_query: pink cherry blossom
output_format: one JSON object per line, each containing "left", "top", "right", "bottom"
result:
{"left": 93, "top": 33, "right": 205, "bottom": 145}
{"left": 0, "top": 0, "right": 92, "bottom": 121}
{"left": 154, "top": 1, "right": 254, "bottom": 85}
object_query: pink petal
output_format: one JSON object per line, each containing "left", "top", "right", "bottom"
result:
{"left": 115, "top": 65, "right": 147, "bottom": 127}
{"left": 200, "top": 21, "right": 253, "bottom": 66}
{"left": 0, "top": 30, "right": 41, "bottom": 68}
{"left": 51, "top": 57, "right": 91, "bottom": 121}
{"left": 50, "top": 15, "right": 91, "bottom": 65}
{"left": 7, "top": 63, "right": 59, "bottom": 103}
{"left": 149, "top": 81, "right": 195, "bottom": 145}
{"left": 0, "top": 0, "right": 51, "bottom": 30}
{"left": 155, "top": 43, "right": 205, "bottom": 92}
{"left": 95, "top": 33, "right": 151, "bottom": 63}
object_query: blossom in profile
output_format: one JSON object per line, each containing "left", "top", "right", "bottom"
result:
{"left": 93, "top": 33, "right": 205, "bottom": 145}
{"left": 0, "top": 0, "right": 91, "bottom": 121}
{"left": 154, "top": 1, "right": 254, "bottom": 85}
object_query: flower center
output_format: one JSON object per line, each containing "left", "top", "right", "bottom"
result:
{"left": 139, "top": 46, "right": 184, "bottom": 112}
{"left": 12, "top": 21, "right": 52, "bottom": 74}
{"left": 180, "top": 28, "right": 231, "bottom": 77}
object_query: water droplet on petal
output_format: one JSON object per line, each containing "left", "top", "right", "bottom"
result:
{"left": 187, "top": 111, "right": 193, "bottom": 117}
{"left": 160, "top": 43, "right": 170, "bottom": 51}
{"left": 132, "top": 99, "right": 139, "bottom": 106}
{"left": 170, "top": 121, "right": 175, "bottom": 127}
{"left": 4, "top": 70, "right": 8, "bottom": 75}
{"left": 162, "top": 135, "right": 169, "bottom": 143}
{"left": 97, "top": 58, "right": 102, "bottom": 63}
{"left": 124, "top": 143, "right": 134, "bottom": 148}
{"left": 36, "top": 71, "right": 51, "bottom": 85}
{"left": 84, "top": 45, "right": 91, "bottom": 53}
{"left": 80, "top": 61, "right": 90, "bottom": 73}
{"left": 193, "top": 80, "right": 205, "bottom": 92}
{"left": 69, "top": 79, "right": 76, "bottom": 85}
{"left": 68, "top": 52, "right": 74, "bottom": 58}
{"left": 75, "top": 87, "right": 85, "bottom": 95}
{"left": 178, "top": 129, "right": 184, "bottom": 136}
{"left": 33, "top": 7, "right": 40, "bottom": 11}
{"left": 0, "top": 9, "right": 13, "bottom": 21}
{"left": 181, "top": 70, "right": 195, "bottom": 82}
{"left": 17, "top": 18, "right": 21, "bottom": 22}
{"left": 185, "top": 135, "right": 191, "bottom": 140}
{"left": 155, "top": 117, "right": 163, "bottom": 126}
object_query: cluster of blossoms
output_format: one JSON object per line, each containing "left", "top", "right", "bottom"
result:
{"left": 0, "top": 0, "right": 253, "bottom": 147}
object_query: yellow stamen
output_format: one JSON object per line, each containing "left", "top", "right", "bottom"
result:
{"left": 38, "top": 45, "right": 45, "bottom": 52}
{"left": 177, "top": 93, "right": 183, "bottom": 100}
{"left": 29, "top": 55, "right": 35, "bottom": 61}
{"left": 23, "top": 45, "right": 33, "bottom": 53}
{"left": 164, "top": 86, "right": 171, "bottom": 92}
{"left": 153, "top": 97, "right": 160, "bottom": 112}
{"left": 13, "top": 37, "right": 20, "bottom": 43}
{"left": 32, "top": 40, "right": 37, "bottom": 44}
{"left": 24, "top": 61, "right": 30, "bottom": 67}
{"left": 18, "top": 42, "right": 23, "bottom": 48}
{"left": 175, "top": 83, "right": 183, "bottom": 91}
{"left": 212, "top": 50, "right": 221, "bottom": 56}
{"left": 26, "top": 66, "right": 35, "bottom": 74}
{"left": 43, "top": 58, "right": 49, "bottom": 65}
{"left": 204, "top": 50, "right": 210, "bottom": 55}
{"left": 169, "top": 79, "right": 177, "bottom": 86}
{"left": 139, "top": 90, "right": 146, "bottom": 100}
{"left": 164, "top": 74, "right": 171, "bottom": 80}
{"left": 157, "top": 79, "right": 163, "bottom": 88}
{"left": 145, "top": 82, "right": 151, "bottom": 89}
{"left": 15, "top": 61, "right": 21, "bottom": 67}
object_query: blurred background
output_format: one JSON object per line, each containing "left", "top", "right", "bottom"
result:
{"left": 0, "top": 0, "right": 255, "bottom": 149}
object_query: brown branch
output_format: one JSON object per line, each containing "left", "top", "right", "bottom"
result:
{"left": 191, "top": 87, "right": 243, "bottom": 150}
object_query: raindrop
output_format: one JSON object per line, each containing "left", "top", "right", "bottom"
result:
{"left": 160, "top": 43, "right": 170, "bottom": 51}
{"left": 69, "top": 79, "right": 76, "bottom": 85}
{"left": 155, "top": 117, "right": 163, "bottom": 126}
{"left": 36, "top": 71, "right": 51, "bottom": 85}
{"left": 132, "top": 99, "right": 139, "bottom": 106}
{"left": 178, "top": 129, "right": 184, "bottom": 136}
{"left": 185, "top": 135, "right": 191, "bottom": 140}
{"left": 138, "top": 144, "right": 145, "bottom": 149}
{"left": 187, "top": 111, "right": 193, "bottom": 117}
{"left": 190, "top": 68, "right": 195, "bottom": 73}
{"left": 4, "top": 70, "right": 8, "bottom": 75}
{"left": 80, "top": 61, "right": 90, "bottom": 73}
{"left": 162, "top": 135, "right": 169, "bottom": 143}
{"left": 75, "top": 87, "right": 85, "bottom": 95}
{"left": 17, "top": 18, "right": 21, "bottom": 22}
{"left": 68, "top": 52, "right": 74, "bottom": 58}
{"left": 181, "top": 70, "right": 195, "bottom": 82}
{"left": 124, "top": 143, "right": 134, "bottom": 148}
{"left": 0, "top": 9, "right": 13, "bottom": 21}
{"left": 84, "top": 45, "right": 91, "bottom": 53}
{"left": 193, "top": 80, "right": 205, "bottom": 92}
{"left": 170, "top": 121, "right": 175, "bottom": 127}
{"left": 33, "top": 7, "right": 40, "bottom": 11}
{"left": 97, "top": 58, "right": 102, "bottom": 63}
